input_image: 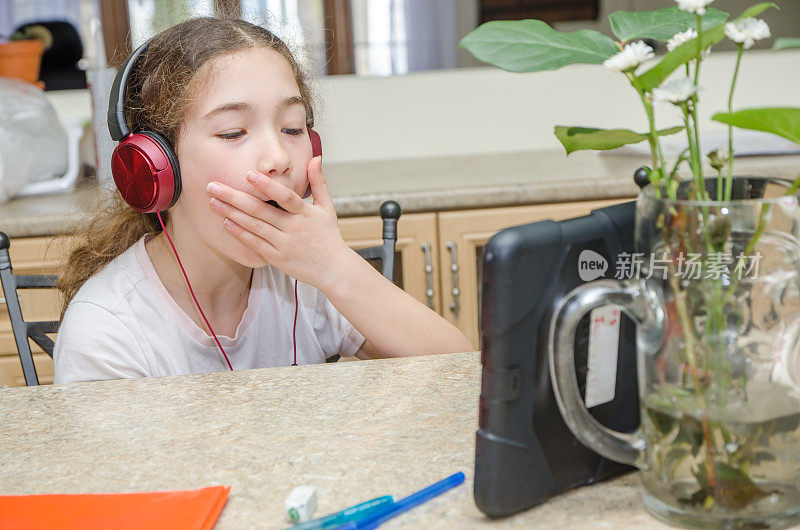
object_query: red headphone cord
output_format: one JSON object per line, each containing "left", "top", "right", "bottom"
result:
{"left": 155, "top": 212, "right": 301, "bottom": 370}
{"left": 292, "top": 279, "right": 298, "bottom": 366}
{"left": 156, "top": 212, "right": 233, "bottom": 371}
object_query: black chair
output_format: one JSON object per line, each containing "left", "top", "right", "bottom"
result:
{"left": 326, "top": 200, "right": 401, "bottom": 363}
{"left": 354, "top": 200, "right": 401, "bottom": 281}
{"left": 0, "top": 232, "right": 59, "bottom": 386}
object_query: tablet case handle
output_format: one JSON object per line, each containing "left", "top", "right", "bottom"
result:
{"left": 548, "top": 279, "right": 666, "bottom": 465}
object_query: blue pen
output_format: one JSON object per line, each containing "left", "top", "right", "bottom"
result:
{"left": 334, "top": 472, "right": 465, "bottom": 530}
{"left": 290, "top": 495, "right": 394, "bottom": 530}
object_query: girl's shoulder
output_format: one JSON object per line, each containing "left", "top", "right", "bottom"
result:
{"left": 68, "top": 237, "right": 149, "bottom": 312}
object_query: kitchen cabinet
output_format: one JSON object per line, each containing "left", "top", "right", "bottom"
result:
{"left": 339, "top": 212, "right": 441, "bottom": 313}
{"left": 0, "top": 198, "right": 634, "bottom": 386}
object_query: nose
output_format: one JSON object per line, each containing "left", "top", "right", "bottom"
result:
{"left": 256, "top": 132, "right": 292, "bottom": 178}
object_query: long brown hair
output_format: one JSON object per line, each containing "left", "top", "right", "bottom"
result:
{"left": 57, "top": 17, "right": 315, "bottom": 319}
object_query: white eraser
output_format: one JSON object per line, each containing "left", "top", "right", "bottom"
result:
{"left": 285, "top": 485, "right": 317, "bottom": 523}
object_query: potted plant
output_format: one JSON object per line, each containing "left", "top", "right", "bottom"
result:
{"left": 0, "top": 25, "right": 49, "bottom": 87}
{"left": 462, "top": 2, "right": 800, "bottom": 528}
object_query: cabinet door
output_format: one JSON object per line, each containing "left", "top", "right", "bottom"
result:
{"left": 338, "top": 212, "right": 441, "bottom": 313}
{"left": 437, "top": 199, "right": 633, "bottom": 348}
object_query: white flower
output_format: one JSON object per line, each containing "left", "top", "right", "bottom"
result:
{"left": 666, "top": 28, "right": 711, "bottom": 58}
{"left": 667, "top": 28, "right": 697, "bottom": 51}
{"left": 603, "top": 41, "right": 654, "bottom": 72}
{"left": 725, "top": 18, "right": 771, "bottom": 49}
{"left": 675, "top": 0, "right": 714, "bottom": 15}
{"left": 653, "top": 78, "right": 700, "bottom": 105}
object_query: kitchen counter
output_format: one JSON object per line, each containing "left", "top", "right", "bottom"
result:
{"left": 1, "top": 150, "right": 798, "bottom": 238}
{"left": 0, "top": 351, "right": 684, "bottom": 529}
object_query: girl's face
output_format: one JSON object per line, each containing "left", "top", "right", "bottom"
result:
{"left": 173, "top": 47, "right": 312, "bottom": 267}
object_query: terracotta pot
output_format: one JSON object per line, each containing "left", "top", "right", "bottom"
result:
{"left": 0, "top": 39, "right": 44, "bottom": 86}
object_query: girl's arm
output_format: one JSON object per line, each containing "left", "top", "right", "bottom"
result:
{"left": 323, "top": 245, "right": 474, "bottom": 358}
{"left": 205, "top": 157, "right": 474, "bottom": 357}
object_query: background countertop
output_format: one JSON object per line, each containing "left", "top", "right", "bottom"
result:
{"left": 2, "top": 150, "right": 798, "bottom": 238}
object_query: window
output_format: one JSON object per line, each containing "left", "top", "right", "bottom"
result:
{"left": 127, "top": 0, "right": 215, "bottom": 48}
{"left": 240, "top": 0, "right": 327, "bottom": 76}
{"left": 351, "top": 0, "right": 407, "bottom": 76}
{"left": 0, "top": 0, "right": 82, "bottom": 37}
{"left": 350, "top": 0, "right": 459, "bottom": 77}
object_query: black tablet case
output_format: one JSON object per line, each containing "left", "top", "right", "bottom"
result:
{"left": 474, "top": 201, "right": 640, "bottom": 517}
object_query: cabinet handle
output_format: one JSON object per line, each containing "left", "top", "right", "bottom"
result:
{"left": 421, "top": 242, "right": 435, "bottom": 309}
{"left": 446, "top": 240, "right": 460, "bottom": 317}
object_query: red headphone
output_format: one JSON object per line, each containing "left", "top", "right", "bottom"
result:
{"left": 107, "top": 39, "right": 322, "bottom": 213}
{"left": 107, "top": 38, "right": 321, "bottom": 368}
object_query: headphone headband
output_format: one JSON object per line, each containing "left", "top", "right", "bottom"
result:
{"left": 107, "top": 40, "right": 151, "bottom": 141}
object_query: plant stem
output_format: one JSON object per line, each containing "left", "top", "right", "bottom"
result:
{"left": 725, "top": 46, "right": 744, "bottom": 202}
{"left": 692, "top": 14, "right": 705, "bottom": 200}
{"left": 722, "top": 203, "right": 771, "bottom": 306}
{"left": 634, "top": 81, "right": 671, "bottom": 198}
{"left": 668, "top": 267, "right": 718, "bottom": 492}
{"left": 682, "top": 104, "right": 705, "bottom": 198}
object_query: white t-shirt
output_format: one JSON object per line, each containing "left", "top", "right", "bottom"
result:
{"left": 53, "top": 236, "right": 365, "bottom": 384}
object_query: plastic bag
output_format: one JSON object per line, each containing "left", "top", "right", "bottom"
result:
{"left": 0, "top": 77, "right": 67, "bottom": 203}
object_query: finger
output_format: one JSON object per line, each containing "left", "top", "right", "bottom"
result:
{"left": 206, "top": 181, "right": 288, "bottom": 228}
{"left": 307, "top": 156, "right": 334, "bottom": 214}
{"left": 246, "top": 171, "right": 304, "bottom": 214}
{"left": 209, "top": 196, "right": 287, "bottom": 248}
{"left": 221, "top": 216, "right": 279, "bottom": 262}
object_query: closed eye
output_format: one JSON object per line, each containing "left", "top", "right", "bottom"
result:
{"left": 283, "top": 128, "right": 304, "bottom": 136}
{"left": 217, "top": 130, "right": 245, "bottom": 140}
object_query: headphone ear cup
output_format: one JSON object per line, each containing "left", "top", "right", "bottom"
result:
{"left": 308, "top": 127, "right": 322, "bottom": 158}
{"left": 111, "top": 131, "right": 181, "bottom": 213}
{"left": 140, "top": 131, "right": 181, "bottom": 209}
{"left": 303, "top": 128, "right": 321, "bottom": 199}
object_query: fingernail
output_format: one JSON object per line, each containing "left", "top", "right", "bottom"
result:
{"left": 223, "top": 217, "right": 231, "bottom": 227}
{"left": 206, "top": 182, "right": 221, "bottom": 195}
{"left": 209, "top": 197, "right": 219, "bottom": 208}
{"left": 246, "top": 171, "right": 260, "bottom": 183}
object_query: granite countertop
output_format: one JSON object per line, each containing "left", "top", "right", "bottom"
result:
{"left": 0, "top": 352, "right": 677, "bottom": 529}
{"left": 2, "top": 150, "right": 799, "bottom": 238}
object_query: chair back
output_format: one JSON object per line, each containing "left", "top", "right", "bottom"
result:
{"left": 354, "top": 200, "right": 401, "bottom": 282}
{"left": 0, "top": 232, "right": 59, "bottom": 386}
{"left": 327, "top": 200, "right": 401, "bottom": 363}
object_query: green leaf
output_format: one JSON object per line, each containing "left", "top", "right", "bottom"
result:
{"left": 458, "top": 20, "right": 618, "bottom": 73}
{"left": 774, "top": 38, "right": 800, "bottom": 50}
{"left": 609, "top": 6, "right": 728, "bottom": 43}
{"left": 554, "top": 125, "right": 683, "bottom": 154}
{"left": 636, "top": 3, "right": 778, "bottom": 92}
{"left": 712, "top": 108, "right": 800, "bottom": 145}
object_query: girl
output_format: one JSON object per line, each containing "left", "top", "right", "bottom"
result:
{"left": 53, "top": 17, "right": 472, "bottom": 384}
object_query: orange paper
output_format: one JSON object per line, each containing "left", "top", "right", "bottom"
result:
{"left": 0, "top": 485, "right": 231, "bottom": 530}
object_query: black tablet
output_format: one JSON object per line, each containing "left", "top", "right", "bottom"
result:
{"left": 474, "top": 200, "right": 640, "bottom": 517}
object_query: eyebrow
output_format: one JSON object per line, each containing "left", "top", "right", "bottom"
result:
{"left": 202, "top": 96, "right": 304, "bottom": 120}
{"left": 277, "top": 95, "right": 305, "bottom": 110}
{"left": 202, "top": 102, "right": 253, "bottom": 120}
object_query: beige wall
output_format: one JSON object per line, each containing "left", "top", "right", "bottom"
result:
{"left": 307, "top": 48, "right": 799, "bottom": 162}
{"left": 49, "top": 48, "right": 799, "bottom": 164}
